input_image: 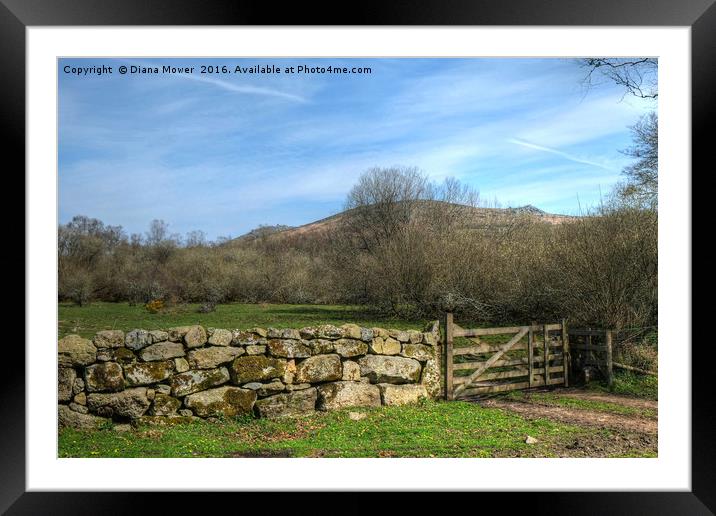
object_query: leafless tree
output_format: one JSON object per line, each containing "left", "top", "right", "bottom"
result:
{"left": 580, "top": 58, "right": 658, "bottom": 100}
{"left": 618, "top": 112, "right": 658, "bottom": 209}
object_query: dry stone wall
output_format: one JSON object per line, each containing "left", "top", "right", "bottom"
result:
{"left": 58, "top": 322, "right": 442, "bottom": 430}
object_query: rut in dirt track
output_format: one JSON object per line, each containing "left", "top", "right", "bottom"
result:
{"left": 472, "top": 388, "right": 657, "bottom": 435}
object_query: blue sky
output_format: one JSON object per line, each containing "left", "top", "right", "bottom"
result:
{"left": 59, "top": 57, "right": 655, "bottom": 240}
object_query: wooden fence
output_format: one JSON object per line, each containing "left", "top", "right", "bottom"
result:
{"left": 444, "top": 314, "right": 569, "bottom": 400}
{"left": 568, "top": 328, "right": 614, "bottom": 387}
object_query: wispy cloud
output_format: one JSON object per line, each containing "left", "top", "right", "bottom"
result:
{"left": 181, "top": 73, "right": 308, "bottom": 103}
{"left": 508, "top": 138, "right": 614, "bottom": 170}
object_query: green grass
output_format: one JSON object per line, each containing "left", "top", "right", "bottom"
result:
{"left": 58, "top": 302, "right": 427, "bottom": 339}
{"left": 585, "top": 371, "right": 658, "bottom": 400}
{"left": 58, "top": 399, "right": 643, "bottom": 458}
{"left": 504, "top": 390, "right": 656, "bottom": 418}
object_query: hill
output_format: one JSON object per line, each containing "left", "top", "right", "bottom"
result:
{"left": 230, "top": 202, "right": 577, "bottom": 245}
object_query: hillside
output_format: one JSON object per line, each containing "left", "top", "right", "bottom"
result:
{"left": 231, "top": 202, "right": 577, "bottom": 245}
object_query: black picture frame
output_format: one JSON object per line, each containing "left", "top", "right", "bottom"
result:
{"left": 4, "top": 0, "right": 710, "bottom": 513}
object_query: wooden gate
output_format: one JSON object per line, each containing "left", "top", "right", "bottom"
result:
{"left": 444, "top": 314, "right": 569, "bottom": 400}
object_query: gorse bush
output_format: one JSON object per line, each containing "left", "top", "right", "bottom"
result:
{"left": 144, "top": 299, "right": 164, "bottom": 314}
{"left": 58, "top": 168, "right": 657, "bottom": 330}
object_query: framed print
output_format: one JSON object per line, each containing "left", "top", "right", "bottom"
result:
{"left": 4, "top": 0, "right": 712, "bottom": 512}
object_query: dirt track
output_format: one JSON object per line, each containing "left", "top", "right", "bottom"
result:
{"left": 472, "top": 388, "right": 658, "bottom": 456}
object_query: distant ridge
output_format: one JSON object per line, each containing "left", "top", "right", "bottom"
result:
{"left": 231, "top": 203, "right": 577, "bottom": 245}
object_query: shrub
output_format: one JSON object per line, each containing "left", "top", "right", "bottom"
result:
{"left": 144, "top": 299, "right": 164, "bottom": 314}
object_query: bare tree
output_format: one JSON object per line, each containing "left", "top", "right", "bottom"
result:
{"left": 580, "top": 58, "right": 658, "bottom": 99}
{"left": 618, "top": 112, "right": 658, "bottom": 208}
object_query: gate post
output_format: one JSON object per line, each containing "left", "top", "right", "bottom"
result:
{"left": 543, "top": 324, "right": 549, "bottom": 386}
{"left": 444, "top": 313, "right": 454, "bottom": 401}
{"left": 562, "top": 319, "right": 569, "bottom": 387}
{"left": 605, "top": 329, "right": 614, "bottom": 387}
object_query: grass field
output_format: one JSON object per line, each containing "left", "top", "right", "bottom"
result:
{"left": 58, "top": 398, "right": 655, "bottom": 458}
{"left": 59, "top": 302, "right": 427, "bottom": 339}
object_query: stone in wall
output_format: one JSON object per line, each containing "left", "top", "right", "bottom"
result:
{"left": 149, "top": 393, "right": 181, "bottom": 415}
{"left": 167, "top": 325, "right": 207, "bottom": 348}
{"left": 187, "top": 346, "right": 244, "bottom": 369}
{"left": 242, "top": 380, "right": 285, "bottom": 397}
{"left": 420, "top": 353, "right": 442, "bottom": 399}
{"left": 93, "top": 330, "right": 125, "bottom": 348}
{"left": 232, "top": 330, "right": 267, "bottom": 346}
{"left": 267, "top": 339, "right": 311, "bottom": 358}
{"left": 170, "top": 367, "right": 230, "bottom": 397}
{"left": 358, "top": 355, "right": 422, "bottom": 384}
{"left": 124, "top": 360, "right": 174, "bottom": 386}
{"left": 58, "top": 335, "right": 97, "bottom": 367}
{"left": 342, "top": 360, "right": 361, "bottom": 381}
{"left": 149, "top": 330, "right": 169, "bottom": 343}
{"left": 388, "top": 329, "right": 410, "bottom": 343}
{"left": 72, "top": 377, "right": 85, "bottom": 395}
{"left": 360, "top": 327, "right": 374, "bottom": 342}
{"left": 369, "top": 337, "right": 401, "bottom": 355}
{"left": 379, "top": 384, "right": 428, "bottom": 406}
{"left": 58, "top": 404, "right": 109, "bottom": 430}
{"left": 125, "top": 329, "right": 152, "bottom": 350}
{"left": 371, "top": 328, "right": 390, "bottom": 339}
{"left": 254, "top": 388, "right": 317, "bottom": 419}
{"left": 69, "top": 402, "right": 88, "bottom": 414}
{"left": 407, "top": 330, "right": 423, "bottom": 344}
{"left": 400, "top": 344, "right": 433, "bottom": 362}
{"left": 307, "top": 339, "right": 334, "bottom": 355}
{"left": 245, "top": 345, "right": 267, "bottom": 355}
{"left": 283, "top": 359, "right": 296, "bottom": 384}
{"left": 230, "top": 355, "right": 287, "bottom": 384}
{"left": 184, "top": 386, "right": 257, "bottom": 417}
{"left": 422, "top": 331, "right": 438, "bottom": 346}
{"left": 333, "top": 339, "right": 368, "bottom": 358}
{"left": 316, "top": 381, "right": 381, "bottom": 411}
{"left": 84, "top": 362, "right": 125, "bottom": 392}
{"left": 267, "top": 328, "right": 301, "bottom": 340}
{"left": 174, "top": 357, "right": 190, "bottom": 372}
{"left": 154, "top": 384, "right": 171, "bottom": 395}
{"left": 340, "top": 324, "right": 362, "bottom": 340}
{"left": 301, "top": 324, "right": 342, "bottom": 340}
{"left": 207, "top": 328, "right": 233, "bottom": 346}
{"left": 87, "top": 387, "right": 151, "bottom": 418}
{"left": 294, "top": 354, "right": 342, "bottom": 383}
{"left": 139, "top": 341, "right": 185, "bottom": 362}
{"left": 58, "top": 367, "right": 76, "bottom": 402}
